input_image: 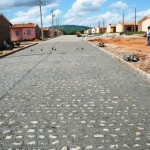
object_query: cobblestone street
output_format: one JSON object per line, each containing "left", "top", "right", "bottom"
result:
{"left": 0, "top": 35, "right": 150, "bottom": 150}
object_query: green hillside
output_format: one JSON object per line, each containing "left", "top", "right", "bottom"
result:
{"left": 49, "top": 25, "right": 89, "bottom": 35}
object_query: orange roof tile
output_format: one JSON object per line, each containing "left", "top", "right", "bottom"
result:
{"left": 138, "top": 16, "right": 150, "bottom": 23}
{"left": 118, "top": 22, "right": 137, "bottom": 26}
{"left": 12, "top": 23, "right": 36, "bottom": 28}
{"left": 42, "top": 28, "right": 49, "bottom": 31}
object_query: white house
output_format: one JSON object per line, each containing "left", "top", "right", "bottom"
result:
{"left": 91, "top": 27, "right": 96, "bottom": 34}
{"left": 142, "top": 18, "right": 150, "bottom": 32}
{"left": 107, "top": 24, "right": 116, "bottom": 33}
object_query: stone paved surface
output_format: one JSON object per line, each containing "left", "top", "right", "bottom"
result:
{"left": 0, "top": 35, "right": 150, "bottom": 150}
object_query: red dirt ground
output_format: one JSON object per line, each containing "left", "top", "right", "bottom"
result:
{"left": 90, "top": 37, "right": 150, "bottom": 74}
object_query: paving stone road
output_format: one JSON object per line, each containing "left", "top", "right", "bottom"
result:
{"left": 0, "top": 35, "right": 150, "bottom": 150}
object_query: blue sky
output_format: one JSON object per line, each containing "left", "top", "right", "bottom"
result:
{"left": 0, "top": 0, "right": 150, "bottom": 27}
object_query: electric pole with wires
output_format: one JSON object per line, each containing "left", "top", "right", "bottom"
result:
{"left": 36, "top": 0, "right": 44, "bottom": 40}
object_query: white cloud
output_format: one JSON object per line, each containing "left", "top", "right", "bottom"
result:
{"left": 64, "top": 0, "right": 107, "bottom": 19}
{"left": 53, "top": 9, "right": 62, "bottom": 17}
{"left": 10, "top": 5, "right": 62, "bottom": 27}
{"left": 122, "top": 9, "right": 150, "bottom": 23}
{"left": 64, "top": 11, "right": 121, "bottom": 27}
{"left": 109, "top": 1, "right": 128, "bottom": 10}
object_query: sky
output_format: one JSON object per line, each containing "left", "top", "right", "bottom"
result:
{"left": 0, "top": 0, "right": 150, "bottom": 27}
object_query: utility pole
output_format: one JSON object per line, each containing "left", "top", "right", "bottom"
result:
{"left": 36, "top": 0, "right": 44, "bottom": 40}
{"left": 56, "top": 18, "right": 57, "bottom": 26}
{"left": 51, "top": 9, "right": 55, "bottom": 27}
{"left": 98, "top": 21, "right": 100, "bottom": 27}
{"left": 123, "top": 12, "right": 124, "bottom": 32}
{"left": 134, "top": 7, "right": 137, "bottom": 33}
{"left": 103, "top": 18, "right": 105, "bottom": 33}
{"left": 51, "top": 9, "right": 55, "bottom": 37}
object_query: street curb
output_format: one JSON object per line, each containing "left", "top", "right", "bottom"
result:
{"left": 0, "top": 43, "right": 38, "bottom": 58}
{"left": 87, "top": 41, "right": 150, "bottom": 82}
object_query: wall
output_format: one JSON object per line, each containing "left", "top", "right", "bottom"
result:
{"left": 96, "top": 27, "right": 100, "bottom": 34}
{"left": 0, "top": 15, "right": 11, "bottom": 49}
{"left": 43, "top": 30, "right": 50, "bottom": 38}
{"left": 116, "top": 23, "right": 123, "bottom": 33}
{"left": 107, "top": 26, "right": 111, "bottom": 33}
{"left": 142, "top": 18, "right": 150, "bottom": 32}
{"left": 138, "top": 16, "right": 149, "bottom": 31}
{"left": 22, "top": 28, "right": 35, "bottom": 40}
{"left": 11, "top": 29, "right": 22, "bottom": 41}
{"left": 35, "top": 25, "right": 40, "bottom": 39}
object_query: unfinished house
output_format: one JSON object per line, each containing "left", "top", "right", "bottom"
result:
{"left": 0, "top": 13, "right": 12, "bottom": 50}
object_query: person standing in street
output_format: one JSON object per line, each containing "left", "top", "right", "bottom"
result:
{"left": 146, "top": 26, "right": 150, "bottom": 46}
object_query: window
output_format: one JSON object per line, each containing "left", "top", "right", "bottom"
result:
{"left": 27, "top": 30, "right": 31, "bottom": 35}
{"left": 16, "top": 30, "right": 20, "bottom": 36}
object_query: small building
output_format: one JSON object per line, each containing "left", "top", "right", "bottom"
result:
{"left": 91, "top": 27, "right": 96, "bottom": 34}
{"left": 84, "top": 29, "right": 91, "bottom": 34}
{"left": 107, "top": 24, "right": 116, "bottom": 33}
{"left": 116, "top": 22, "right": 138, "bottom": 33}
{"left": 42, "top": 28, "right": 50, "bottom": 38}
{"left": 96, "top": 26, "right": 106, "bottom": 33}
{"left": 11, "top": 23, "right": 40, "bottom": 42}
{"left": 138, "top": 16, "right": 150, "bottom": 32}
{"left": 49, "top": 29, "right": 54, "bottom": 38}
{"left": 0, "top": 13, "right": 12, "bottom": 49}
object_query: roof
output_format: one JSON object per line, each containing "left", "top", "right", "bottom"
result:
{"left": 138, "top": 16, "right": 150, "bottom": 24}
{"left": 42, "top": 28, "right": 49, "bottom": 31}
{"left": 12, "top": 23, "right": 36, "bottom": 28}
{"left": 0, "top": 13, "right": 12, "bottom": 24}
{"left": 118, "top": 22, "right": 137, "bottom": 26}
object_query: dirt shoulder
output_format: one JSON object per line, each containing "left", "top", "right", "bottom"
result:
{"left": 89, "top": 36, "right": 150, "bottom": 74}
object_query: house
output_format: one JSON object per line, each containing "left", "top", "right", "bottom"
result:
{"left": 11, "top": 23, "right": 40, "bottom": 42}
{"left": 116, "top": 22, "right": 138, "bottom": 33}
{"left": 107, "top": 24, "right": 116, "bottom": 33}
{"left": 138, "top": 16, "right": 150, "bottom": 32}
{"left": 96, "top": 26, "right": 106, "bottom": 33}
{"left": 91, "top": 27, "right": 96, "bottom": 34}
{"left": 84, "top": 29, "right": 91, "bottom": 34}
{"left": 0, "top": 13, "right": 12, "bottom": 49}
{"left": 49, "top": 29, "right": 54, "bottom": 38}
{"left": 42, "top": 28, "right": 50, "bottom": 38}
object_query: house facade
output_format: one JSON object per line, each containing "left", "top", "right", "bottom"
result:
{"left": 84, "top": 29, "right": 91, "bottom": 34}
{"left": 107, "top": 24, "right": 116, "bottom": 33}
{"left": 0, "top": 13, "right": 12, "bottom": 49}
{"left": 42, "top": 28, "right": 50, "bottom": 38}
{"left": 11, "top": 23, "right": 40, "bottom": 42}
{"left": 138, "top": 16, "right": 150, "bottom": 31}
{"left": 96, "top": 26, "right": 107, "bottom": 33}
{"left": 91, "top": 27, "right": 96, "bottom": 34}
{"left": 116, "top": 22, "right": 138, "bottom": 33}
{"left": 142, "top": 18, "right": 150, "bottom": 31}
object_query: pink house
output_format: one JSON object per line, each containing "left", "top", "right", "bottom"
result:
{"left": 11, "top": 23, "right": 41, "bottom": 42}
{"left": 49, "top": 29, "right": 55, "bottom": 38}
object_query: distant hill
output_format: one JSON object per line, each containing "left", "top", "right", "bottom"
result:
{"left": 49, "top": 25, "right": 90, "bottom": 35}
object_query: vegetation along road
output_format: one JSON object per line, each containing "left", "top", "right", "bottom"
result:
{"left": 0, "top": 35, "right": 150, "bottom": 149}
